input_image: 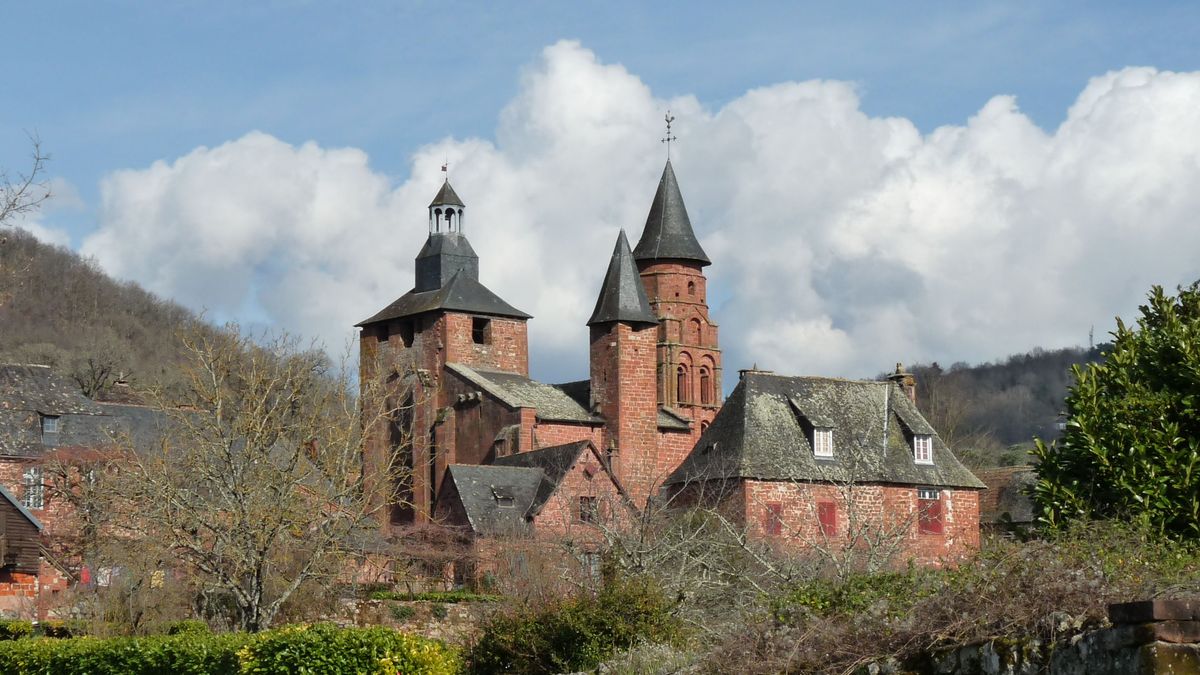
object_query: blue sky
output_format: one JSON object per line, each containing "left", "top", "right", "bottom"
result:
{"left": 7, "top": 2, "right": 1200, "bottom": 383}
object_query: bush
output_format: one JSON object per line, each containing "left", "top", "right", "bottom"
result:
{"left": 0, "top": 624, "right": 458, "bottom": 675}
{"left": 467, "top": 574, "right": 684, "bottom": 674}
{"left": 368, "top": 589, "right": 501, "bottom": 603}
{"left": 239, "top": 623, "right": 459, "bottom": 675}
{"left": 388, "top": 604, "right": 416, "bottom": 622}
{"left": 705, "top": 521, "right": 1200, "bottom": 675}
{"left": 165, "top": 620, "right": 210, "bottom": 636}
{"left": 0, "top": 620, "right": 33, "bottom": 640}
{"left": 430, "top": 604, "right": 448, "bottom": 620}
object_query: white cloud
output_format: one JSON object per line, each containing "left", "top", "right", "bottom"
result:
{"left": 81, "top": 41, "right": 1200, "bottom": 383}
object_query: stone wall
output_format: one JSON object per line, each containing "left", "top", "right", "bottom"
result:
{"left": 875, "top": 599, "right": 1200, "bottom": 675}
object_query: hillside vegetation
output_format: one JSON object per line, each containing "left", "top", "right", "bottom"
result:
{"left": 0, "top": 226, "right": 202, "bottom": 398}
{"left": 908, "top": 346, "right": 1105, "bottom": 468}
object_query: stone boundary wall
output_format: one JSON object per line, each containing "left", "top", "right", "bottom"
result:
{"left": 868, "top": 599, "right": 1200, "bottom": 675}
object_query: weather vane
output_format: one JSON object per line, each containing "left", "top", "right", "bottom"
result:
{"left": 441, "top": 158, "right": 449, "bottom": 179}
{"left": 661, "top": 111, "right": 677, "bottom": 160}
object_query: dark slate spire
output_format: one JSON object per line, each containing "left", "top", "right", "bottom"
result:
{"left": 429, "top": 179, "right": 464, "bottom": 207}
{"left": 588, "top": 230, "right": 659, "bottom": 327}
{"left": 414, "top": 232, "right": 479, "bottom": 292}
{"left": 632, "top": 160, "right": 710, "bottom": 266}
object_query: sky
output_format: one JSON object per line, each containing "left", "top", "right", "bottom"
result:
{"left": 6, "top": 1, "right": 1200, "bottom": 386}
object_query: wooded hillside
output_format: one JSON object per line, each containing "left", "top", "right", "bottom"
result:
{"left": 0, "top": 226, "right": 202, "bottom": 398}
{"left": 907, "top": 346, "right": 1105, "bottom": 468}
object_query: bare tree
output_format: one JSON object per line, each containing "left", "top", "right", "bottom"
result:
{"left": 1, "top": 134, "right": 51, "bottom": 226}
{"left": 72, "top": 325, "right": 418, "bottom": 632}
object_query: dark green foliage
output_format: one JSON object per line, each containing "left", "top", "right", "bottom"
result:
{"left": 0, "top": 624, "right": 459, "bottom": 675}
{"left": 389, "top": 604, "right": 417, "bottom": 622}
{"left": 0, "top": 632, "right": 250, "bottom": 675}
{"left": 773, "top": 568, "right": 934, "bottom": 623}
{"left": 165, "top": 620, "right": 210, "bottom": 636}
{"left": 467, "top": 574, "right": 684, "bottom": 675}
{"left": 1032, "top": 284, "right": 1200, "bottom": 538}
{"left": 430, "top": 604, "right": 449, "bottom": 621}
{"left": 369, "top": 589, "right": 501, "bottom": 603}
{"left": 0, "top": 620, "right": 33, "bottom": 640}
{"left": 239, "top": 623, "right": 460, "bottom": 674}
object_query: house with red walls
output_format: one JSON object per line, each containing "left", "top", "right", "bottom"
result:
{"left": 357, "top": 153, "right": 983, "bottom": 565}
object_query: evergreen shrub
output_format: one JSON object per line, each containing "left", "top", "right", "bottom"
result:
{"left": 467, "top": 574, "right": 684, "bottom": 674}
{"left": 0, "top": 620, "right": 33, "bottom": 640}
{"left": 0, "top": 624, "right": 458, "bottom": 675}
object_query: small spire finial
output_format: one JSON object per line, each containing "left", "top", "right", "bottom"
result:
{"left": 660, "top": 111, "right": 677, "bottom": 160}
{"left": 441, "top": 158, "right": 449, "bottom": 181}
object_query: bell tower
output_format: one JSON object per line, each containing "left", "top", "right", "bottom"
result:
{"left": 633, "top": 144, "right": 722, "bottom": 441}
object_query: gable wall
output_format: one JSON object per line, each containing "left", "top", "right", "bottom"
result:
{"left": 529, "top": 449, "right": 626, "bottom": 543}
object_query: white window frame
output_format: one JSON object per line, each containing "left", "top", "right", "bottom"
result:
{"left": 41, "top": 414, "right": 60, "bottom": 435}
{"left": 914, "top": 434, "right": 934, "bottom": 464}
{"left": 813, "top": 428, "right": 834, "bottom": 458}
{"left": 22, "top": 466, "right": 44, "bottom": 510}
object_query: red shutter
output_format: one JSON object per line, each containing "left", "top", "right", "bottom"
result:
{"left": 764, "top": 503, "right": 783, "bottom": 536}
{"left": 817, "top": 501, "right": 837, "bottom": 536}
{"left": 919, "top": 497, "right": 944, "bottom": 534}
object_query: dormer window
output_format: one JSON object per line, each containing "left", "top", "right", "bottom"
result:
{"left": 491, "top": 486, "right": 515, "bottom": 508}
{"left": 813, "top": 428, "right": 834, "bottom": 458}
{"left": 40, "top": 415, "right": 60, "bottom": 437}
{"left": 914, "top": 435, "right": 934, "bottom": 464}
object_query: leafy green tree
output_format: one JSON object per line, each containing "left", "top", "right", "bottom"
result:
{"left": 1031, "top": 284, "right": 1200, "bottom": 538}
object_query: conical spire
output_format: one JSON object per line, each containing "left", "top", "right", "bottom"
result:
{"left": 429, "top": 179, "right": 464, "bottom": 207}
{"left": 632, "top": 160, "right": 710, "bottom": 266}
{"left": 588, "top": 230, "right": 659, "bottom": 326}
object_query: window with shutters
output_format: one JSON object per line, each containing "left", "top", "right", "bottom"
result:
{"left": 817, "top": 501, "right": 837, "bottom": 537}
{"left": 918, "top": 488, "right": 943, "bottom": 534}
{"left": 764, "top": 503, "right": 784, "bottom": 536}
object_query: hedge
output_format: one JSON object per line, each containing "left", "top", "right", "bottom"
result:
{"left": 0, "top": 623, "right": 459, "bottom": 675}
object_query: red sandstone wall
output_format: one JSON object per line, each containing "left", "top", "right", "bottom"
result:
{"left": 589, "top": 323, "right": 660, "bottom": 506}
{"left": 442, "top": 314, "right": 529, "bottom": 376}
{"left": 741, "top": 481, "right": 980, "bottom": 565}
{"left": 530, "top": 422, "right": 603, "bottom": 451}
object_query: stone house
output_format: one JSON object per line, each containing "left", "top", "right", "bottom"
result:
{"left": 664, "top": 369, "right": 985, "bottom": 565}
{"left": 357, "top": 155, "right": 984, "bottom": 568}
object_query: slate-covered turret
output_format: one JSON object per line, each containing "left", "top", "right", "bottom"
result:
{"left": 589, "top": 230, "right": 660, "bottom": 506}
{"left": 633, "top": 160, "right": 710, "bottom": 266}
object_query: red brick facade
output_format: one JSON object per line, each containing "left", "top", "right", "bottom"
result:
{"left": 589, "top": 322, "right": 661, "bottom": 506}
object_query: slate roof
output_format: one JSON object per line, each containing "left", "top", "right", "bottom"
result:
{"left": 665, "top": 372, "right": 984, "bottom": 489}
{"left": 1, "top": 365, "right": 173, "bottom": 457}
{"left": 975, "top": 466, "right": 1036, "bottom": 524}
{"left": 632, "top": 161, "right": 710, "bottom": 266}
{"left": 0, "top": 482, "right": 43, "bottom": 531}
{"left": 440, "top": 441, "right": 609, "bottom": 535}
{"left": 445, "top": 364, "right": 599, "bottom": 424}
{"left": 440, "top": 464, "right": 543, "bottom": 535}
{"left": 357, "top": 270, "right": 531, "bottom": 326}
{"left": 588, "top": 230, "right": 659, "bottom": 326}
{"left": 0, "top": 364, "right": 104, "bottom": 415}
{"left": 429, "top": 179, "right": 465, "bottom": 207}
{"left": 538, "top": 379, "right": 693, "bottom": 432}
{"left": 494, "top": 440, "right": 593, "bottom": 514}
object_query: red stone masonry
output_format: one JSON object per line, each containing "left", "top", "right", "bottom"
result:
{"left": 590, "top": 322, "right": 660, "bottom": 506}
{"left": 638, "top": 260, "right": 722, "bottom": 448}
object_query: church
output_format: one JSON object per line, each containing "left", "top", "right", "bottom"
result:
{"left": 356, "top": 154, "right": 983, "bottom": 562}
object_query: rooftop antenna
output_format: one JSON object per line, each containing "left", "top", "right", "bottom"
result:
{"left": 661, "top": 111, "right": 677, "bottom": 160}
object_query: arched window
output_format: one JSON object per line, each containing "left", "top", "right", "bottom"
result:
{"left": 676, "top": 365, "right": 689, "bottom": 403}
{"left": 433, "top": 208, "right": 442, "bottom": 232}
{"left": 687, "top": 280, "right": 695, "bottom": 295}
{"left": 700, "top": 367, "right": 712, "bottom": 404}
{"left": 688, "top": 318, "right": 702, "bottom": 345}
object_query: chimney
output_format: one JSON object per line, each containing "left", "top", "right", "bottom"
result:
{"left": 888, "top": 362, "right": 917, "bottom": 405}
